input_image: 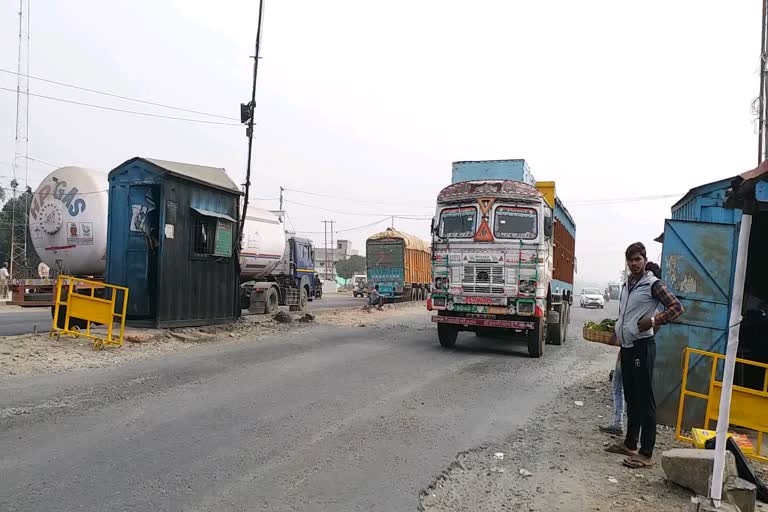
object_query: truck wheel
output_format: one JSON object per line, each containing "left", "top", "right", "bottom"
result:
{"left": 264, "top": 288, "right": 279, "bottom": 314}
{"left": 290, "top": 287, "right": 308, "bottom": 312}
{"left": 527, "top": 318, "right": 546, "bottom": 358}
{"left": 437, "top": 323, "right": 458, "bottom": 348}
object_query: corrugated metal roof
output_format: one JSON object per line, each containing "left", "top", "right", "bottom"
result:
{"left": 367, "top": 227, "right": 431, "bottom": 253}
{"left": 144, "top": 158, "right": 241, "bottom": 194}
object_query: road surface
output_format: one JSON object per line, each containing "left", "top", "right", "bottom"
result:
{"left": 0, "top": 304, "right": 616, "bottom": 511}
{"left": 0, "top": 310, "right": 52, "bottom": 337}
{"left": 0, "top": 295, "right": 366, "bottom": 337}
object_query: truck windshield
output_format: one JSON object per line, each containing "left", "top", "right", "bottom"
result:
{"left": 439, "top": 207, "right": 477, "bottom": 238}
{"left": 493, "top": 207, "right": 537, "bottom": 239}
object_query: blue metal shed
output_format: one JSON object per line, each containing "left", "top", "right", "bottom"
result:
{"left": 655, "top": 171, "right": 768, "bottom": 427}
{"left": 106, "top": 157, "right": 241, "bottom": 328}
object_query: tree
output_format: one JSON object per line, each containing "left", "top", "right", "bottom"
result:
{"left": 0, "top": 190, "right": 41, "bottom": 275}
{"left": 335, "top": 254, "right": 366, "bottom": 280}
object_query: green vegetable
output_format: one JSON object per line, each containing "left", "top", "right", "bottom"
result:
{"left": 584, "top": 318, "right": 617, "bottom": 332}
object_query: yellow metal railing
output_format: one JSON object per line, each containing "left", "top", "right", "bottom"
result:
{"left": 676, "top": 346, "right": 768, "bottom": 463}
{"left": 51, "top": 275, "right": 129, "bottom": 351}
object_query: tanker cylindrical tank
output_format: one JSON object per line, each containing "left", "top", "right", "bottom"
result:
{"left": 28, "top": 167, "right": 108, "bottom": 276}
{"left": 239, "top": 208, "right": 286, "bottom": 282}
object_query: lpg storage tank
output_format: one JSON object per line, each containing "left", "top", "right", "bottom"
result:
{"left": 29, "top": 166, "right": 108, "bottom": 276}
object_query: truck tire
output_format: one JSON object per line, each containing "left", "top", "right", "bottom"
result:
{"left": 437, "top": 323, "right": 458, "bottom": 348}
{"left": 290, "top": 287, "right": 308, "bottom": 312}
{"left": 264, "top": 288, "right": 279, "bottom": 314}
{"left": 527, "top": 318, "right": 546, "bottom": 358}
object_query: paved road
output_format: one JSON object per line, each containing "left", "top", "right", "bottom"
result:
{"left": 0, "top": 304, "right": 616, "bottom": 512}
{"left": 0, "top": 310, "right": 52, "bottom": 337}
{"left": 0, "top": 295, "right": 366, "bottom": 337}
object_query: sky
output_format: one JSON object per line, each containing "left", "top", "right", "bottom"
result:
{"left": 0, "top": 0, "right": 762, "bottom": 287}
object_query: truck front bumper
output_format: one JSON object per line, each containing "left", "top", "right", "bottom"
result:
{"left": 431, "top": 315, "right": 535, "bottom": 330}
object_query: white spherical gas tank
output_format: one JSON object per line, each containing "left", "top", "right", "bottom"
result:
{"left": 239, "top": 208, "right": 286, "bottom": 282}
{"left": 28, "top": 167, "right": 108, "bottom": 275}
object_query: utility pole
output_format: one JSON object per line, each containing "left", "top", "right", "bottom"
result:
{"left": 278, "top": 186, "right": 284, "bottom": 223}
{"left": 330, "top": 220, "right": 335, "bottom": 279}
{"left": 322, "top": 220, "right": 331, "bottom": 280}
{"left": 759, "top": 0, "right": 768, "bottom": 164}
{"left": 238, "top": 0, "right": 266, "bottom": 242}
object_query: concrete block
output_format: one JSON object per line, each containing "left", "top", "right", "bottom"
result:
{"left": 661, "top": 448, "right": 738, "bottom": 496}
{"left": 725, "top": 476, "right": 757, "bottom": 512}
{"left": 688, "top": 496, "right": 741, "bottom": 512}
{"left": 708, "top": 476, "right": 757, "bottom": 512}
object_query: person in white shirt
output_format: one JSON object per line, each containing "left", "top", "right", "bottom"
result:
{"left": 0, "top": 262, "right": 9, "bottom": 299}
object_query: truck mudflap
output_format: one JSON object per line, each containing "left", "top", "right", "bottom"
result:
{"left": 432, "top": 316, "right": 535, "bottom": 330}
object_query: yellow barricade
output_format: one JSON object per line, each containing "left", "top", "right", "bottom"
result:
{"left": 676, "top": 346, "right": 768, "bottom": 463}
{"left": 51, "top": 275, "right": 129, "bottom": 351}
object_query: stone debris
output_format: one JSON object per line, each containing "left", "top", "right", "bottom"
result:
{"left": 661, "top": 448, "right": 738, "bottom": 497}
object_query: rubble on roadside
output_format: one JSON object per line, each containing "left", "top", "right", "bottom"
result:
{"left": 0, "top": 301, "right": 429, "bottom": 379}
{"left": 420, "top": 373, "right": 715, "bottom": 512}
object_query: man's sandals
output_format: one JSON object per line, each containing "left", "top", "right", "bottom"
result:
{"left": 605, "top": 442, "right": 655, "bottom": 468}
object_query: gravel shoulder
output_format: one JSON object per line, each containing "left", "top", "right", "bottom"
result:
{"left": 421, "top": 370, "right": 698, "bottom": 512}
{"left": 0, "top": 301, "right": 426, "bottom": 380}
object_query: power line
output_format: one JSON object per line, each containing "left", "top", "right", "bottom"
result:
{"left": 294, "top": 217, "right": 392, "bottom": 235}
{"left": 284, "top": 199, "right": 430, "bottom": 218}
{"left": 0, "top": 68, "right": 238, "bottom": 121}
{"left": 566, "top": 193, "right": 683, "bottom": 205}
{"left": 0, "top": 87, "right": 242, "bottom": 126}
{"left": 283, "top": 187, "right": 434, "bottom": 209}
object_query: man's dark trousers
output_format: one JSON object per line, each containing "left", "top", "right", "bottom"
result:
{"left": 621, "top": 337, "right": 656, "bottom": 457}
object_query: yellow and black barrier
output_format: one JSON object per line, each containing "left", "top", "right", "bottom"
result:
{"left": 51, "top": 275, "right": 129, "bottom": 351}
{"left": 676, "top": 346, "right": 768, "bottom": 463}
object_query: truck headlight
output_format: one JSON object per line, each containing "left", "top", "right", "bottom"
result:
{"left": 435, "top": 277, "right": 448, "bottom": 290}
{"left": 518, "top": 280, "right": 537, "bottom": 295}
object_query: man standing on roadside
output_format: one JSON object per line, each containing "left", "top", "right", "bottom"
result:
{"left": 606, "top": 243, "right": 684, "bottom": 469}
{"left": 0, "top": 262, "right": 9, "bottom": 299}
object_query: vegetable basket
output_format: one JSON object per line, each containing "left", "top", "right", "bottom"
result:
{"left": 582, "top": 325, "right": 616, "bottom": 345}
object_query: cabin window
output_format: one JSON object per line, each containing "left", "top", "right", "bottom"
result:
{"left": 439, "top": 207, "right": 477, "bottom": 238}
{"left": 194, "top": 217, "right": 216, "bottom": 255}
{"left": 191, "top": 210, "right": 233, "bottom": 259}
{"left": 493, "top": 207, "right": 538, "bottom": 240}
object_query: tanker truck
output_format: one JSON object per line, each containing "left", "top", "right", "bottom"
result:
{"left": 428, "top": 159, "right": 576, "bottom": 358}
{"left": 238, "top": 208, "right": 319, "bottom": 314}
{"left": 20, "top": 166, "right": 317, "bottom": 318}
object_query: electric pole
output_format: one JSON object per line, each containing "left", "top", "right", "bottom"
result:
{"left": 238, "top": 0, "right": 266, "bottom": 242}
{"left": 759, "top": 0, "right": 768, "bottom": 164}
{"left": 322, "top": 220, "right": 331, "bottom": 280}
{"left": 330, "top": 220, "right": 335, "bottom": 279}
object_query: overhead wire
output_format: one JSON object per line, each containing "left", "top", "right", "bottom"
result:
{"left": 0, "top": 87, "right": 242, "bottom": 126}
{"left": 283, "top": 187, "right": 434, "bottom": 209}
{"left": 0, "top": 68, "right": 238, "bottom": 121}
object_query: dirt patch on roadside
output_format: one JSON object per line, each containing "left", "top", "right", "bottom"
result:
{"left": 0, "top": 302, "right": 429, "bottom": 379}
{"left": 420, "top": 371, "right": 708, "bottom": 512}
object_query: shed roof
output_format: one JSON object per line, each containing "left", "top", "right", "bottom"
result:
{"left": 112, "top": 157, "right": 241, "bottom": 194}
{"left": 367, "top": 227, "right": 431, "bottom": 253}
{"left": 671, "top": 177, "right": 735, "bottom": 212}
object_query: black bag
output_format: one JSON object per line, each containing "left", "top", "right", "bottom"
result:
{"left": 704, "top": 436, "right": 768, "bottom": 502}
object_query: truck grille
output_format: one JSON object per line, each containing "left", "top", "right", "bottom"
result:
{"left": 461, "top": 265, "right": 504, "bottom": 294}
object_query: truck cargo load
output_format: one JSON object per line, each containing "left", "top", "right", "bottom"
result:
{"left": 366, "top": 228, "right": 431, "bottom": 302}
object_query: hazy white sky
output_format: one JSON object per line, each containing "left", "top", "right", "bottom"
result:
{"left": 0, "top": 0, "right": 761, "bottom": 285}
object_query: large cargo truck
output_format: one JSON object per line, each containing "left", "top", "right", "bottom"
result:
{"left": 428, "top": 159, "right": 576, "bottom": 357}
{"left": 366, "top": 228, "right": 431, "bottom": 302}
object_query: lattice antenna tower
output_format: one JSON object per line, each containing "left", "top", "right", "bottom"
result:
{"left": 9, "top": 0, "right": 30, "bottom": 278}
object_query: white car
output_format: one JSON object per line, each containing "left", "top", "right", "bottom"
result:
{"left": 580, "top": 288, "right": 605, "bottom": 309}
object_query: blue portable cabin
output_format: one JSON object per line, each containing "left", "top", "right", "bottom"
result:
{"left": 106, "top": 157, "right": 241, "bottom": 328}
{"left": 654, "top": 171, "right": 768, "bottom": 427}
